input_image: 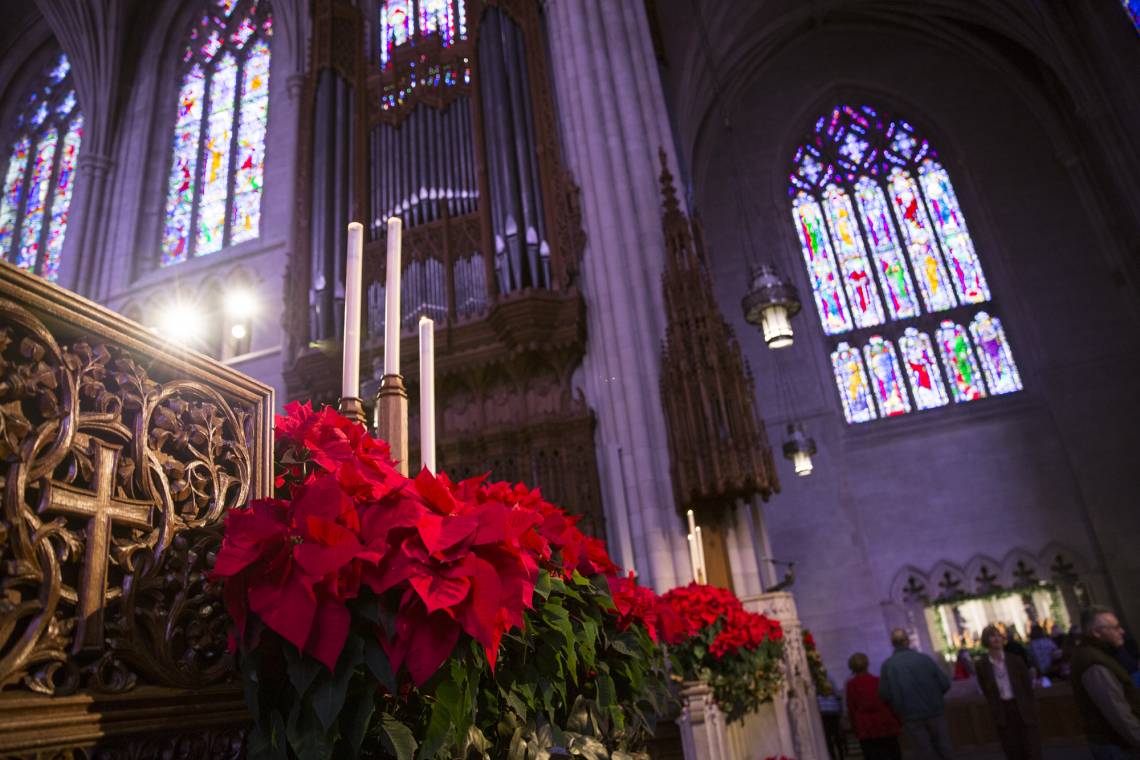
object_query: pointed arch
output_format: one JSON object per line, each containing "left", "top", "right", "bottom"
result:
{"left": 0, "top": 52, "right": 82, "bottom": 282}
{"left": 161, "top": 0, "right": 273, "bottom": 266}
{"left": 788, "top": 102, "right": 1023, "bottom": 424}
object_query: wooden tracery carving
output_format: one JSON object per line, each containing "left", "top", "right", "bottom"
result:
{"left": 0, "top": 262, "right": 273, "bottom": 755}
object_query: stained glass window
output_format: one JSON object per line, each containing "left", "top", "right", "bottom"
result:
{"left": 854, "top": 176, "right": 921, "bottom": 321}
{"left": 162, "top": 0, "right": 272, "bottom": 266}
{"left": 970, "top": 312, "right": 1022, "bottom": 395}
{"left": 379, "top": 0, "right": 468, "bottom": 69}
{"left": 821, "top": 184, "right": 884, "bottom": 329}
{"left": 0, "top": 53, "right": 82, "bottom": 281}
{"left": 898, "top": 327, "right": 948, "bottom": 411}
{"left": 792, "top": 192, "right": 851, "bottom": 334}
{"left": 1123, "top": 0, "right": 1140, "bottom": 34}
{"left": 936, "top": 320, "right": 986, "bottom": 403}
{"left": 788, "top": 104, "right": 1021, "bottom": 424}
{"left": 831, "top": 342, "right": 877, "bottom": 424}
{"left": 863, "top": 335, "right": 911, "bottom": 416}
{"left": 919, "top": 161, "right": 989, "bottom": 304}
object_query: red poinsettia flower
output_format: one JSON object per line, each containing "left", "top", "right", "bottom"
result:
{"left": 212, "top": 473, "right": 371, "bottom": 670}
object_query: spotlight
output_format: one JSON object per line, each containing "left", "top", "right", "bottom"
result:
{"left": 158, "top": 303, "right": 203, "bottom": 346}
{"left": 224, "top": 288, "right": 258, "bottom": 319}
{"left": 230, "top": 323, "right": 248, "bottom": 340}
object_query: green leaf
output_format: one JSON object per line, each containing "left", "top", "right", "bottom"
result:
{"left": 338, "top": 683, "right": 376, "bottom": 759}
{"left": 379, "top": 713, "right": 418, "bottom": 760}
{"left": 311, "top": 636, "right": 364, "bottom": 732}
{"left": 364, "top": 636, "right": 398, "bottom": 693}
{"left": 286, "top": 701, "right": 334, "bottom": 760}
{"left": 534, "top": 571, "right": 552, "bottom": 600}
{"left": 506, "top": 689, "right": 529, "bottom": 719}
{"left": 416, "top": 699, "right": 452, "bottom": 760}
{"left": 285, "top": 646, "right": 323, "bottom": 698}
{"left": 596, "top": 674, "right": 616, "bottom": 709}
{"left": 609, "top": 636, "right": 638, "bottom": 657}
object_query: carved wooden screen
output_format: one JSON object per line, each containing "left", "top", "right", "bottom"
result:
{"left": 0, "top": 261, "right": 274, "bottom": 756}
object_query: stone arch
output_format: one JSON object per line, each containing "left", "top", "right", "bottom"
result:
{"left": 1037, "top": 543, "right": 1090, "bottom": 584}
{"left": 963, "top": 554, "right": 1004, "bottom": 595}
{"left": 999, "top": 548, "right": 1044, "bottom": 589}
{"left": 927, "top": 561, "right": 968, "bottom": 603}
{"left": 888, "top": 565, "right": 929, "bottom": 605}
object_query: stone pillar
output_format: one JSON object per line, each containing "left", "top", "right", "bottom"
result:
{"left": 68, "top": 153, "right": 114, "bottom": 296}
{"left": 677, "top": 683, "right": 731, "bottom": 760}
{"left": 741, "top": 591, "right": 830, "bottom": 760}
{"left": 543, "top": 0, "right": 691, "bottom": 591}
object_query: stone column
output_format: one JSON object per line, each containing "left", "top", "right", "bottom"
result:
{"left": 677, "top": 683, "right": 732, "bottom": 760}
{"left": 741, "top": 591, "right": 830, "bottom": 760}
{"left": 62, "top": 153, "right": 113, "bottom": 296}
{"left": 543, "top": 0, "right": 691, "bottom": 591}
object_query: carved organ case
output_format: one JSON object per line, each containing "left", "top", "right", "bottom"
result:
{"left": 286, "top": 0, "right": 604, "bottom": 537}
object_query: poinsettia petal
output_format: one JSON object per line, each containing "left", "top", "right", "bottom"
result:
{"left": 305, "top": 595, "right": 351, "bottom": 671}
{"left": 409, "top": 572, "right": 471, "bottom": 613}
{"left": 416, "top": 512, "right": 478, "bottom": 556}
{"left": 249, "top": 571, "right": 317, "bottom": 651}
{"left": 414, "top": 468, "right": 458, "bottom": 515}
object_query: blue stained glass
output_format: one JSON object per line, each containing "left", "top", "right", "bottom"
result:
{"left": 970, "top": 312, "right": 1022, "bottom": 395}
{"left": 832, "top": 341, "right": 877, "bottom": 424}
{"left": 792, "top": 192, "right": 852, "bottom": 334}
{"left": 898, "top": 327, "right": 948, "bottom": 410}
{"left": 821, "top": 183, "right": 884, "bottom": 329}
{"left": 42, "top": 116, "right": 82, "bottom": 282}
{"left": 936, "top": 320, "right": 986, "bottom": 403}
{"left": 863, "top": 335, "right": 911, "bottom": 416}
{"left": 162, "top": 65, "right": 206, "bottom": 265}
{"left": 853, "top": 176, "right": 921, "bottom": 320}
{"left": 918, "top": 160, "right": 990, "bottom": 304}
{"left": 1123, "top": 0, "right": 1140, "bottom": 33}
{"left": 380, "top": 0, "right": 413, "bottom": 68}
{"left": 196, "top": 53, "right": 238, "bottom": 255}
{"left": 16, "top": 129, "right": 58, "bottom": 272}
{"left": 0, "top": 137, "right": 30, "bottom": 257}
{"left": 231, "top": 40, "right": 270, "bottom": 244}
{"left": 887, "top": 168, "right": 957, "bottom": 312}
{"left": 420, "top": 0, "right": 456, "bottom": 45}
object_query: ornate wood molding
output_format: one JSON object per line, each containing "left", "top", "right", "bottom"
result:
{"left": 656, "top": 150, "right": 779, "bottom": 523}
{"left": 0, "top": 262, "right": 272, "bottom": 755}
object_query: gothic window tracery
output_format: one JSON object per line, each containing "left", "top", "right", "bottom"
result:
{"left": 788, "top": 104, "right": 1021, "bottom": 424}
{"left": 0, "top": 53, "right": 82, "bottom": 282}
{"left": 161, "top": 0, "right": 273, "bottom": 266}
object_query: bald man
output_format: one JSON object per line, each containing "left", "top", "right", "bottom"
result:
{"left": 878, "top": 628, "right": 953, "bottom": 759}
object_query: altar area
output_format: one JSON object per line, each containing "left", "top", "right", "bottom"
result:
{"left": 0, "top": 222, "right": 827, "bottom": 758}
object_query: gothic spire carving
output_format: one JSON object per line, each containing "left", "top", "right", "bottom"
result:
{"left": 657, "top": 149, "right": 779, "bottom": 518}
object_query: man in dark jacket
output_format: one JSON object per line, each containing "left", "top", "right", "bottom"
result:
{"left": 878, "top": 628, "right": 953, "bottom": 759}
{"left": 1072, "top": 607, "right": 1140, "bottom": 759}
{"left": 976, "top": 624, "right": 1042, "bottom": 759}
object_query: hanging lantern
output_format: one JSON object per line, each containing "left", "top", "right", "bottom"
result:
{"left": 782, "top": 422, "right": 817, "bottom": 477}
{"left": 742, "top": 264, "right": 801, "bottom": 349}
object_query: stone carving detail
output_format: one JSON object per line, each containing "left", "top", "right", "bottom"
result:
{"left": 0, "top": 297, "right": 254, "bottom": 696}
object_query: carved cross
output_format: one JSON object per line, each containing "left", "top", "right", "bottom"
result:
{"left": 38, "top": 439, "right": 152, "bottom": 653}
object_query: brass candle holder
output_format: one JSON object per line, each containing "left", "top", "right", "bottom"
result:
{"left": 336, "top": 396, "right": 367, "bottom": 426}
{"left": 375, "top": 373, "right": 409, "bottom": 476}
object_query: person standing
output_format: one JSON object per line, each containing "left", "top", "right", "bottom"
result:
{"left": 878, "top": 628, "right": 954, "bottom": 759}
{"left": 975, "top": 624, "right": 1043, "bottom": 759}
{"left": 1072, "top": 606, "right": 1140, "bottom": 759}
{"left": 846, "top": 652, "right": 902, "bottom": 760}
{"left": 818, "top": 676, "right": 847, "bottom": 760}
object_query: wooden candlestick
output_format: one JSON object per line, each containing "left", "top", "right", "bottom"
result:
{"left": 337, "top": 396, "right": 367, "bottom": 426}
{"left": 376, "top": 373, "right": 409, "bottom": 476}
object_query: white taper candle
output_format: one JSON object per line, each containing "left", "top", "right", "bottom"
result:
{"left": 419, "top": 316, "right": 436, "bottom": 473}
{"left": 687, "top": 532, "right": 701, "bottom": 585}
{"left": 341, "top": 222, "right": 364, "bottom": 399}
{"left": 694, "top": 525, "right": 707, "bottom": 584}
{"left": 383, "top": 217, "right": 403, "bottom": 376}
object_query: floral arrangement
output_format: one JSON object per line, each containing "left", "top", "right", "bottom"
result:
{"left": 658, "top": 583, "right": 785, "bottom": 724}
{"left": 212, "top": 402, "right": 678, "bottom": 759}
{"left": 212, "top": 403, "right": 788, "bottom": 757}
{"left": 803, "top": 630, "right": 830, "bottom": 695}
